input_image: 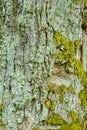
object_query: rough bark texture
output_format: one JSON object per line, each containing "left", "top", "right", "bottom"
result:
{"left": 0, "top": 0, "right": 87, "bottom": 130}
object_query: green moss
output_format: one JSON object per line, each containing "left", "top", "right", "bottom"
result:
{"left": 68, "top": 3, "right": 74, "bottom": 9}
{"left": 58, "top": 93, "right": 64, "bottom": 103}
{"left": 59, "top": 124, "right": 73, "bottom": 130}
{"left": 59, "top": 112, "right": 82, "bottom": 130}
{"left": 46, "top": 83, "right": 76, "bottom": 104}
{"left": 79, "top": 89, "right": 87, "bottom": 107}
{"left": 46, "top": 112, "right": 83, "bottom": 130}
{"left": 0, "top": 101, "right": 4, "bottom": 126}
{"left": 0, "top": 100, "right": 4, "bottom": 115}
{"left": 59, "top": 84, "right": 67, "bottom": 92}
{"left": 57, "top": 84, "right": 66, "bottom": 103}
{"left": 50, "top": 101, "right": 55, "bottom": 111}
{"left": 83, "top": 10, "right": 87, "bottom": 29}
{"left": 44, "top": 99, "right": 55, "bottom": 110}
{"left": 83, "top": 121, "right": 87, "bottom": 130}
{"left": 85, "top": 0, "right": 87, "bottom": 7}
{"left": 40, "top": 25, "right": 47, "bottom": 31}
{"left": 74, "top": 60, "right": 87, "bottom": 107}
{"left": 82, "top": 0, "right": 87, "bottom": 29}
{"left": 46, "top": 83, "right": 65, "bottom": 103}
{"left": 46, "top": 129, "right": 52, "bottom": 130}
{"left": 74, "top": 60, "right": 83, "bottom": 78}
{"left": 74, "top": 60, "right": 87, "bottom": 87}
{"left": 57, "top": 42, "right": 75, "bottom": 66}
{"left": 68, "top": 111, "right": 78, "bottom": 123}
{"left": 46, "top": 113, "right": 66, "bottom": 125}
{"left": 46, "top": 83, "right": 58, "bottom": 93}
{"left": 58, "top": 84, "right": 76, "bottom": 103}
{"left": 32, "top": 127, "right": 40, "bottom": 130}
{"left": 68, "top": 85, "right": 75, "bottom": 94}
{"left": 0, "top": 28, "right": 2, "bottom": 35}
{"left": 0, "top": 119, "right": 4, "bottom": 126}
{"left": 74, "top": 40, "right": 80, "bottom": 52}
{"left": 54, "top": 32, "right": 80, "bottom": 69}
{"left": 54, "top": 32, "right": 68, "bottom": 46}
{"left": 75, "top": 0, "right": 81, "bottom": 4}
{"left": 54, "top": 32, "right": 84, "bottom": 84}
{"left": 71, "top": 122, "right": 83, "bottom": 130}
{"left": 59, "top": 122, "right": 83, "bottom": 130}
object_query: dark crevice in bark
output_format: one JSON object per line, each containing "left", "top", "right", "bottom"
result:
{"left": 39, "top": 91, "right": 43, "bottom": 123}
{"left": 23, "top": 106, "right": 26, "bottom": 119}
{"left": 18, "top": 26, "right": 23, "bottom": 71}
{"left": 21, "top": 0, "right": 24, "bottom": 14}
{"left": 22, "top": 37, "right": 25, "bottom": 75}
{"left": 0, "top": 0, "right": 2, "bottom": 29}
{"left": 13, "top": 0, "right": 19, "bottom": 34}
{"left": 80, "top": 44, "right": 83, "bottom": 63}
{"left": 9, "top": 76, "right": 12, "bottom": 92}
{"left": 45, "top": 30, "right": 48, "bottom": 48}
{"left": 39, "top": 10, "right": 42, "bottom": 24}
{"left": 34, "top": 0, "right": 40, "bottom": 49}
{"left": 39, "top": 2, "right": 43, "bottom": 24}
{"left": 18, "top": 27, "right": 28, "bottom": 81}
{"left": 2, "top": 49, "right": 8, "bottom": 108}
{"left": 28, "top": 26, "right": 32, "bottom": 64}
{"left": 13, "top": 32, "right": 19, "bottom": 72}
{"left": 13, "top": 0, "right": 20, "bottom": 73}
{"left": 20, "top": 27, "right": 28, "bottom": 75}
{"left": 3, "top": 48, "right": 8, "bottom": 91}
{"left": 45, "top": 1, "right": 49, "bottom": 48}
{"left": 45, "top": 1, "right": 48, "bottom": 25}
{"left": 13, "top": 47, "right": 16, "bottom": 72}
{"left": 2, "top": 1, "right": 6, "bottom": 24}
{"left": 0, "top": 0, "right": 2, "bottom": 14}
{"left": 49, "top": 0, "right": 52, "bottom": 9}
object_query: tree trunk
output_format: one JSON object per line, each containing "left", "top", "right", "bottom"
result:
{"left": 0, "top": 0, "right": 87, "bottom": 130}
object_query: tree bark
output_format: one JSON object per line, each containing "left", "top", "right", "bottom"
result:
{"left": 0, "top": 0, "right": 86, "bottom": 130}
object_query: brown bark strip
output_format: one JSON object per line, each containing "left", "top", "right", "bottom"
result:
{"left": 13, "top": 0, "right": 18, "bottom": 18}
